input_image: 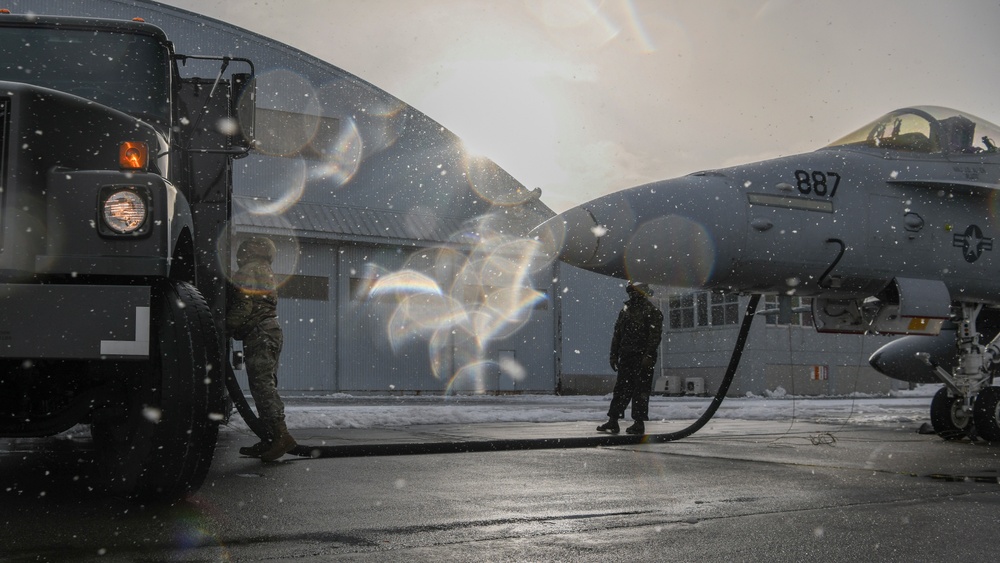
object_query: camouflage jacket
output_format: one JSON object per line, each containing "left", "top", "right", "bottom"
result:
{"left": 226, "top": 258, "right": 279, "bottom": 340}
{"left": 610, "top": 295, "right": 664, "bottom": 361}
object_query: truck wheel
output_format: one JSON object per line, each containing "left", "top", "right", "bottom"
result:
{"left": 92, "top": 280, "right": 223, "bottom": 501}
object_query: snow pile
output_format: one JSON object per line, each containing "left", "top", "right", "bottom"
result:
{"left": 224, "top": 387, "right": 939, "bottom": 432}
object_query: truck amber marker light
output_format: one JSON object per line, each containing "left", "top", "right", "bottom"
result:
{"left": 119, "top": 141, "right": 148, "bottom": 170}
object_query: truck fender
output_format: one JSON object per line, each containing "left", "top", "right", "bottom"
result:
{"left": 165, "top": 184, "right": 196, "bottom": 282}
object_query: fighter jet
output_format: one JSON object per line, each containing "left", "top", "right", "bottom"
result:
{"left": 533, "top": 105, "right": 1000, "bottom": 442}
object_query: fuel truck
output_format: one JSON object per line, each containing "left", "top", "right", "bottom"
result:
{"left": 0, "top": 12, "right": 255, "bottom": 500}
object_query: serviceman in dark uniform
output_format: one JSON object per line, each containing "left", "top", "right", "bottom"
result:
{"left": 227, "top": 236, "right": 297, "bottom": 461}
{"left": 598, "top": 282, "right": 664, "bottom": 435}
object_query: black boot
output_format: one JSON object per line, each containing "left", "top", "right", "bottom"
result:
{"left": 625, "top": 421, "right": 645, "bottom": 435}
{"left": 239, "top": 440, "right": 271, "bottom": 457}
{"left": 260, "top": 421, "right": 298, "bottom": 462}
{"left": 597, "top": 418, "right": 620, "bottom": 434}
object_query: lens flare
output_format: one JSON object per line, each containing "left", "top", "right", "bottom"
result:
{"left": 308, "top": 116, "right": 363, "bottom": 189}
{"left": 253, "top": 69, "right": 322, "bottom": 157}
{"left": 403, "top": 245, "right": 469, "bottom": 290}
{"left": 499, "top": 354, "right": 527, "bottom": 382}
{"left": 375, "top": 214, "right": 551, "bottom": 390}
{"left": 217, "top": 211, "right": 301, "bottom": 292}
{"left": 464, "top": 154, "right": 540, "bottom": 206}
{"left": 235, "top": 155, "right": 307, "bottom": 215}
{"left": 164, "top": 496, "right": 231, "bottom": 559}
{"left": 428, "top": 328, "right": 454, "bottom": 380}
{"left": 388, "top": 294, "right": 466, "bottom": 350}
{"left": 624, "top": 215, "right": 716, "bottom": 287}
{"left": 476, "top": 286, "right": 547, "bottom": 341}
{"left": 315, "top": 79, "right": 406, "bottom": 157}
{"left": 445, "top": 359, "right": 496, "bottom": 394}
{"left": 525, "top": 0, "right": 619, "bottom": 50}
{"left": 527, "top": 213, "right": 567, "bottom": 267}
{"left": 370, "top": 269, "right": 444, "bottom": 299}
{"left": 989, "top": 189, "right": 1000, "bottom": 221}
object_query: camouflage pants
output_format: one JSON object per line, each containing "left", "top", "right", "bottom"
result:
{"left": 243, "top": 319, "right": 286, "bottom": 430}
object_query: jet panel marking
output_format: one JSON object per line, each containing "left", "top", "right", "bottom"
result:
{"left": 747, "top": 193, "right": 834, "bottom": 213}
{"left": 953, "top": 224, "right": 993, "bottom": 263}
{"left": 794, "top": 170, "right": 841, "bottom": 196}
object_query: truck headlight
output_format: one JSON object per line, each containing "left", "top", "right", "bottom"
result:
{"left": 99, "top": 186, "right": 150, "bottom": 236}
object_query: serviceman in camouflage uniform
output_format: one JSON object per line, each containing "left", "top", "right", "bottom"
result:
{"left": 597, "top": 282, "right": 664, "bottom": 435}
{"left": 227, "top": 236, "right": 297, "bottom": 461}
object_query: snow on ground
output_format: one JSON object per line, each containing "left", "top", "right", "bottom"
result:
{"left": 225, "top": 385, "right": 941, "bottom": 433}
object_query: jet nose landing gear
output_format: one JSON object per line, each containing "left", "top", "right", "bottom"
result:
{"left": 929, "top": 387, "right": 974, "bottom": 440}
{"left": 922, "top": 303, "right": 1000, "bottom": 442}
{"left": 972, "top": 386, "right": 1000, "bottom": 442}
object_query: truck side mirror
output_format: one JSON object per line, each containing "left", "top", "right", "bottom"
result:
{"left": 231, "top": 72, "right": 256, "bottom": 149}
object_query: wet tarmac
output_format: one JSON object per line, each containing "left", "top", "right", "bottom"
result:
{"left": 2, "top": 416, "right": 999, "bottom": 561}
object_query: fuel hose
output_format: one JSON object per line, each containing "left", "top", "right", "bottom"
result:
{"left": 225, "top": 294, "right": 761, "bottom": 458}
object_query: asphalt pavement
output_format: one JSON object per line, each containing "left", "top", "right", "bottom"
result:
{"left": 3, "top": 400, "right": 1000, "bottom": 562}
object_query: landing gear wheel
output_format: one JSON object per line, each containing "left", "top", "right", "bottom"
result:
{"left": 930, "top": 387, "right": 974, "bottom": 441}
{"left": 92, "top": 280, "right": 223, "bottom": 501}
{"left": 973, "top": 386, "right": 1000, "bottom": 442}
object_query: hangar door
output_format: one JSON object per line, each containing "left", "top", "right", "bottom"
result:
{"left": 274, "top": 242, "right": 337, "bottom": 391}
{"left": 336, "top": 246, "right": 444, "bottom": 392}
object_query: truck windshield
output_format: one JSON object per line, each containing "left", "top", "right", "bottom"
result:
{"left": 0, "top": 27, "right": 170, "bottom": 125}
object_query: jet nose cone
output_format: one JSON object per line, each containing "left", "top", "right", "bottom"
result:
{"left": 545, "top": 206, "right": 602, "bottom": 266}
{"left": 531, "top": 200, "right": 635, "bottom": 279}
{"left": 532, "top": 176, "right": 745, "bottom": 288}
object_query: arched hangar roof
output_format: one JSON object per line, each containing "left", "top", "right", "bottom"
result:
{"left": 8, "top": 0, "right": 554, "bottom": 244}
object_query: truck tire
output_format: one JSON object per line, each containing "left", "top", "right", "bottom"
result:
{"left": 92, "top": 279, "right": 223, "bottom": 501}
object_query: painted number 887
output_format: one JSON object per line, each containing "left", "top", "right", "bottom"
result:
{"left": 795, "top": 170, "right": 841, "bottom": 196}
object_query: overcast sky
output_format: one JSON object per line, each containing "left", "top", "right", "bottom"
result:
{"left": 156, "top": 0, "right": 1000, "bottom": 213}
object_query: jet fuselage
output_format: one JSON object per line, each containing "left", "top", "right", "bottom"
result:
{"left": 540, "top": 107, "right": 1000, "bottom": 307}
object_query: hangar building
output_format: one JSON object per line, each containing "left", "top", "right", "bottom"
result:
{"left": 10, "top": 0, "right": 904, "bottom": 398}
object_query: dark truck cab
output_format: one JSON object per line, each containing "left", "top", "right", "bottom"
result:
{"left": 0, "top": 13, "right": 254, "bottom": 500}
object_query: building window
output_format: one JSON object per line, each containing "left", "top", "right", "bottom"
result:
{"left": 669, "top": 293, "right": 695, "bottom": 329}
{"left": 711, "top": 292, "right": 740, "bottom": 325}
{"left": 697, "top": 293, "right": 709, "bottom": 327}
{"left": 669, "top": 291, "right": 740, "bottom": 329}
{"left": 764, "top": 295, "right": 814, "bottom": 327}
{"left": 278, "top": 275, "right": 330, "bottom": 301}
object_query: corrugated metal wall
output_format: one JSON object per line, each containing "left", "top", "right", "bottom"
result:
{"left": 334, "top": 244, "right": 558, "bottom": 394}
{"left": 336, "top": 245, "right": 427, "bottom": 392}
{"left": 659, "top": 297, "right": 904, "bottom": 396}
{"left": 558, "top": 265, "right": 627, "bottom": 375}
{"left": 274, "top": 241, "right": 338, "bottom": 391}
{"left": 487, "top": 269, "right": 559, "bottom": 393}
{"left": 6, "top": 0, "right": 142, "bottom": 19}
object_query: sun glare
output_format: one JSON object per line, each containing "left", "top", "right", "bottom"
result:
{"left": 421, "top": 60, "right": 569, "bottom": 194}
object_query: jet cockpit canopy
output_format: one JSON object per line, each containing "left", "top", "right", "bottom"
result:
{"left": 827, "top": 106, "right": 1000, "bottom": 155}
